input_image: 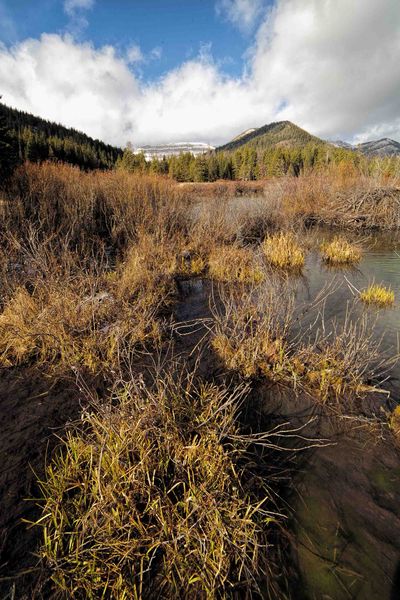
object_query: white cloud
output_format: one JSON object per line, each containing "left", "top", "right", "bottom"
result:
{"left": 126, "top": 44, "right": 162, "bottom": 66}
{"left": 216, "top": 0, "right": 264, "bottom": 32}
{"left": 126, "top": 44, "right": 143, "bottom": 64}
{"left": 64, "top": 0, "right": 94, "bottom": 34}
{"left": 150, "top": 46, "right": 162, "bottom": 61}
{"left": 64, "top": 0, "right": 94, "bottom": 16}
{"left": 1, "top": 0, "right": 400, "bottom": 147}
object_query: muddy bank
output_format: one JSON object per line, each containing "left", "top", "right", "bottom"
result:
{"left": 0, "top": 369, "right": 81, "bottom": 598}
{"left": 292, "top": 433, "right": 400, "bottom": 599}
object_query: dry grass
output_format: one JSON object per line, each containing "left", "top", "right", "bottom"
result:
{"left": 262, "top": 232, "right": 305, "bottom": 272}
{"left": 292, "top": 314, "right": 383, "bottom": 403}
{"left": 0, "top": 232, "right": 179, "bottom": 375}
{"left": 0, "top": 274, "right": 163, "bottom": 375}
{"left": 37, "top": 373, "right": 274, "bottom": 598}
{"left": 360, "top": 284, "right": 395, "bottom": 307}
{"left": 1, "top": 161, "right": 399, "bottom": 597}
{"left": 208, "top": 245, "right": 265, "bottom": 284}
{"left": 211, "top": 283, "right": 293, "bottom": 380}
{"left": 180, "top": 180, "right": 266, "bottom": 197}
{"left": 321, "top": 236, "right": 362, "bottom": 265}
{"left": 390, "top": 405, "right": 400, "bottom": 439}
{"left": 211, "top": 285, "right": 385, "bottom": 404}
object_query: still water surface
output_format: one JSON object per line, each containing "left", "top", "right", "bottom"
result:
{"left": 294, "top": 233, "right": 400, "bottom": 397}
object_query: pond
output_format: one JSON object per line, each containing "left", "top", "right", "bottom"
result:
{"left": 295, "top": 231, "right": 400, "bottom": 398}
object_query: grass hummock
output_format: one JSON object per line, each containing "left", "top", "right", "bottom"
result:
{"left": 37, "top": 375, "right": 273, "bottom": 598}
{"left": 360, "top": 284, "right": 395, "bottom": 307}
{"left": 390, "top": 405, "right": 400, "bottom": 439}
{"left": 208, "top": 245, "right": 265, "bottom": 283}
{"left": 262, "top": 232, "right": 305, "bottom": 272}
{"left": 321, "top": 236, "right": 362, "bottom": 265}
{"left": 262, "top": 232, "right": 304, "bottom": 271}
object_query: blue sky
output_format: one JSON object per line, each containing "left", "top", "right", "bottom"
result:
{"left": 0, "top": 0, "right": 399, "bottom": 147}
{"left": 0, "top": 0, "right": 265, "bottom": 80}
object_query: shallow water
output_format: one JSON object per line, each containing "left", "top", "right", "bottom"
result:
{"left": 294, "top": 233, "right": 400, "bottom": 397}
{"left": 174, "top": 235, "right": 400, "bottom": 599}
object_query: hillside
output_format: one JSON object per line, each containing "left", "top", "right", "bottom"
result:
{"left": 0, "top": 103, "right": 122, "bottom": 170}
{"left": 217, "top": 121, "right": 326, "bottom": 152}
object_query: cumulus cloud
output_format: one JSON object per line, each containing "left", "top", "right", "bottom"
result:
{"left": 216, "top": 0, "right": 264, "bottom": 32}
{"left": 1, "top": 0, "right": 400, "bottom": 146}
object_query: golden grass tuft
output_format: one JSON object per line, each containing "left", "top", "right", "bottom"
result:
{"left": 208, "top": 245, "right": 265, "bottom": 284}
{"left": 211, "top": 284, "right": 293, "bottom": 381}
{"left": 37, "top": 375, "right": 272, "bottom": 598}
{"left": 117, "top": 233, "right": 177, "bottom": 300}
{"left": 360, "top": 284, "right": 395, "bottom": 307}
{"left": 321, "top": 236, "right": 362, "bottom": 265}
{"left": 176, "top": 251, "right": 206, "bottom": 276}
{"left": 390, "top": 405, "right": 400, "bottom": 439}
{"left": 261, "top": 232, "right": 305, "bottom": 271}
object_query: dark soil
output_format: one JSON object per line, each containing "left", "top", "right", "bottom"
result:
{"left": 0, "top": 369, "right": 81, "bottom": 599}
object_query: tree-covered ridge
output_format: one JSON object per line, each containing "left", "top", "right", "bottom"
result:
{"left": 0, "top": 103, "right": 122, "bottom": 170}
{"left": 217, "top": 121, "right": 325, "bottom": 152}
{"left": 118, "top": 140, "right": 380, "bottom": 181}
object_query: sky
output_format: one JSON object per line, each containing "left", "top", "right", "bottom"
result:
{"left": 0, "top": 0, "right": 399, "bottom": 147}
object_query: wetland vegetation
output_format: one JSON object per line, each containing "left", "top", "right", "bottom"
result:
{"left": 0, "top": 160, "right": 400, "bottom": 599}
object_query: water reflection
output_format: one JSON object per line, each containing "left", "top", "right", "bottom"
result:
{"left": 294, "top": 235, "right": 400, "bottom": 396}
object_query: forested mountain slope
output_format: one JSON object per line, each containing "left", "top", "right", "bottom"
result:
{"left": 217, "top": 121, "right": 326, "bottom": 152}
{"left": 0, "top": 103, "right": 122, "bottom": 170}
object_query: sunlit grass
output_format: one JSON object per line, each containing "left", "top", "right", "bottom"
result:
{"left": 176, "top": 252, "right": 206, "bottom": 276}
{"left": 360, "top": 284, "right": 394, "bottom": 307}
{"left": 321, "top": 236, "right": 361, "bottom": 265}
{"left": 262, "top": 232, "right": 305, "bottom": 272}
{"left": 37, "top": 375, "right": 272, "bottom": 598}
{"left": 208, "top": 245, "right": 265, "bottom": 283}
{"left": 390, "top": 405, "right": 400, "bottom": 439}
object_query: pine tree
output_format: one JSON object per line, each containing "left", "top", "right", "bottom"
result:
{"left": 0, "top": 112, "right": 18, "bottom": 180}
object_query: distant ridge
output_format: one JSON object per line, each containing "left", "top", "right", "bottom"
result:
{"left": 356, "top": 138, "right": 400, "bottom": 157}
{"left": 217, "top": 121, "right": 326, "bottom": 152}
{"left": 134, "top": 142, "right": 214, "bottom": 160}
{"left": 331, "top": 137, "right": 400, "bottom": 157}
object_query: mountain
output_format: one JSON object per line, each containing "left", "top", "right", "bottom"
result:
{"left": 356, "top": 138, "right": 400, "bottom": 157}
{"left": 331, "top": 140, "right": 354, "bottom": 149}
{"left": 134, "top": 142, "right": 215, "bottom": 160}
{"left": 0, "top": 102, "right": 122, "bottom": 170}
{"left": 217, "top": 121, "right": 325, "bottom": 152}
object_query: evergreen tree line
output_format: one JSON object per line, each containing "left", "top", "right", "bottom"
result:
{"left": 0, "top": 103, "right": 122, "bottom": 175}
{"left": 117, "top": 143, "right": 400, "bottom": 181}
